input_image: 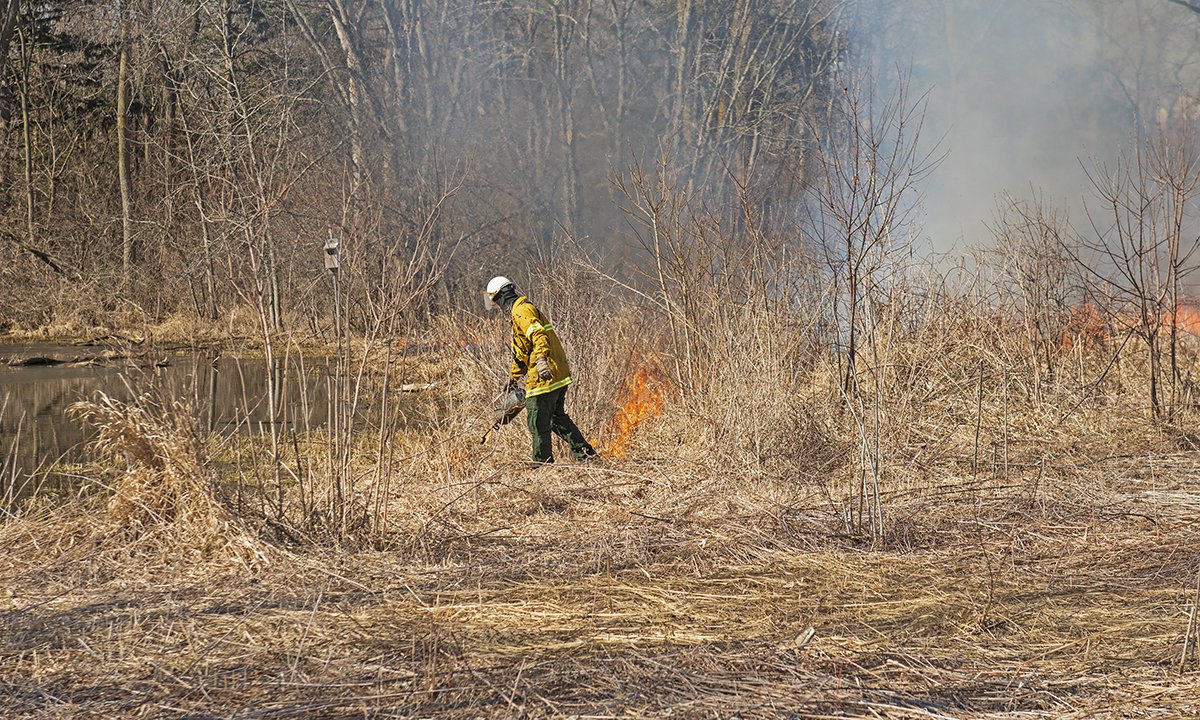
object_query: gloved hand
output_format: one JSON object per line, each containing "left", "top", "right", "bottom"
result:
{"left": 505, "top": 378, "right": 520, "bottom": 393}
{"left": 536, "top": 356, "right": 553, "bottom": 380}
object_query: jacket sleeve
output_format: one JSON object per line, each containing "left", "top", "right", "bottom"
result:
{"left": 517, "top": 305, "right": 553, "bottom": 364}
{"left": 509, "top": 345, "right": 526, "bottom": 382}
{"left": 510, "top": 309, "right": 532, "bottom": 381}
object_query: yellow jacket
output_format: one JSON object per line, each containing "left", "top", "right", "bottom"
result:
{"left": 509, "top": 297, "right": 572, "bottom": 397}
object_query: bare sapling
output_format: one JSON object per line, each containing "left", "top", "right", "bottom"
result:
{"left": 806, "top": 69, "right": 935, "bottom": 538}
{"left": 1081, "top": 120, "right": 1200, "bottom": 420}
{"left": 325, "top": 170, "right": 462, "bottom": 543}
{"left": 990, "top": 193, "right": 1082, "bottom": 386}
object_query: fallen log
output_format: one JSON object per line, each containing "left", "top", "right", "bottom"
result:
{"left": 7, "top": 356, "right": 68, "bottom": 367}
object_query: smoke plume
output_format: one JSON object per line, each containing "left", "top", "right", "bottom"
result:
{"left": 854, "top": 0, "right": 1200, "bottom": 252}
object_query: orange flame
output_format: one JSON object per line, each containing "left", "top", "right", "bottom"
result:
{"left": 602, "top": 367, "right": 667, "bottom": 460}
{"left": 1173, "top": 303, "right": 1200, "bottom": 335}
{"left": 1059, "top": 301, "right": 1200, "bottom": 350}
{"left": 1060, "top": 303, "right": 1107, "bottom": 350}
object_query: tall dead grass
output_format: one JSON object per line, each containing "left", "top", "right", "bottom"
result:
{"left": 4, "top": 257, "right": 1200, "bottom": 717}
{"left": 66, "top": 393, "right": 272, "bottom": 568}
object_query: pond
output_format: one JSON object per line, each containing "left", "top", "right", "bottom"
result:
{"left": 0, "top": 342, "right": 332, "bottom": 500}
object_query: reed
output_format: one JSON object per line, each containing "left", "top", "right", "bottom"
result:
{"left": 3, "top": 252, "right": 1200, "bottom": 717}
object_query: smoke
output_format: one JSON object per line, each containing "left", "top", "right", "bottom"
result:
{"left": 372, "top": 0, "right": 1200, "bottom": 277}
{"left": 852, "top": 0, "right": 1200, "bottom": 253}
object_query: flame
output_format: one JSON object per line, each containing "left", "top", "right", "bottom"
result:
{"left": 1059, "top": 301, "right": 1200, "bottom": 350}
{"left": 1060, "top": 303, "right": 1106, "bottom": 350}
{"left": 602, "top": 366, "right": 668, "bottom": 460}
{"left": 1172, "top": 303, "right": 1200, "bottom": 335}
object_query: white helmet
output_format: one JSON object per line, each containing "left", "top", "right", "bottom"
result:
{"left": 484, "top": 276, "right": 514, "bottom": 307}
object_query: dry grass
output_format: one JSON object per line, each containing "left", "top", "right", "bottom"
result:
{"left": 63, "top": 393, "right": 274, "bottom": 569}
{"left": 3, "top": 417, "right": 1200, "bottom": 718}
{"left": 4, "top": 302, "right": 1200, "bottom": 717}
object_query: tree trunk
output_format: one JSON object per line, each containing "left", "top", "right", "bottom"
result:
{"left": 0, "top": 0, "right": 21, "bottom": 79}
{"left": 174, "top": 78, "right": 218, "bottom": 321}
{"left": 18, "top": 28, "right": 32, "bottom": 249}
{"left": 672, "top": 0, "right": 694, "bottom": 148}
{"left": 552, "top": 1, "right": 580, "bottom": 235}
{"left": 118, "top": 41, "right": 134, "bottom": 282}
{"left": 327, "top": 0, "right": 371, "bottom": 187}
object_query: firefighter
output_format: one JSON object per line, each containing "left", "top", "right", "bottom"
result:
{"left": 486, "top": 276, "right": 597, "bottom": 464}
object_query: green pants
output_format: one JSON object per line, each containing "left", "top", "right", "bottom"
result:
{"left": 526, "top": 386, "right": 595, "bottom": 463}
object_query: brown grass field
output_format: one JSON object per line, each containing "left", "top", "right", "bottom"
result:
{"left": 3, "top": 310, "right": 1200, "bottom": 719}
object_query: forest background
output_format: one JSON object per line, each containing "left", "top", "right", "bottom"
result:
{"left": 0, "top": 0, "right": 1193, "bottom": 332}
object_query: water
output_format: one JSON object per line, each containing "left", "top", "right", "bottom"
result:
{"left": 0, "top": 343, "right": 331, "bottom": 498}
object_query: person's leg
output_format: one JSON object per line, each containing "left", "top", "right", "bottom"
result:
{"left": 549, "top": 387, "right": 597, "bottom": 460}
{"left": 526, "top": 391, "right": 555, "bottom": 463}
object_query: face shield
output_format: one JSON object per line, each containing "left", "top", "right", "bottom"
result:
{"left": 484, "top": 276, "right": 512, "bottom": 312}
{"left": 484, "top": 281, "right": 515, "bottom": 312}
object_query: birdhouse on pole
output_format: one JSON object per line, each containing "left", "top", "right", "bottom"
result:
{"left": 323, "top": 231, "right": 340, "bottom": 270}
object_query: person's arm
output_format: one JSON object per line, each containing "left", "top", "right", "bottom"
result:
{"left": 516, "top": 304, "right": 553, "bottom": 367}
{"left": 509, "top": 346, "right": 526, "bottom": 385}
{"left": 510, "top": 311, "right": 531, "bottom": 384}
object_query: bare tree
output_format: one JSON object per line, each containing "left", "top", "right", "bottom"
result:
{"left": 116, "top": 3, "right": 133, "bottom": 283}
{"left": 1081, "top": 122, "right": 1200, "bottom": 418}
{"left": 807, "top": 70, "right": 934, "bottom": 538}
{"left": 810, "top": 73, "right": 932, "bottom": 394}
{"left": 990, "top": 193, "right": 1081, "bottom": 381}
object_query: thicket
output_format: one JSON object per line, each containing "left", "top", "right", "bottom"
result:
{"left": 0, "top": 0, "right": 838, "bottom": 333}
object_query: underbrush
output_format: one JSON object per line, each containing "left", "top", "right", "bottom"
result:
{"left": 4, "top": 285, "right": 1200, "bottom": 717}
{"left": 4, "top": 289, "right": 1193, "bottom": 551}
{"left": 2, "top": 432, "right": 1198, "bottom": 717}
